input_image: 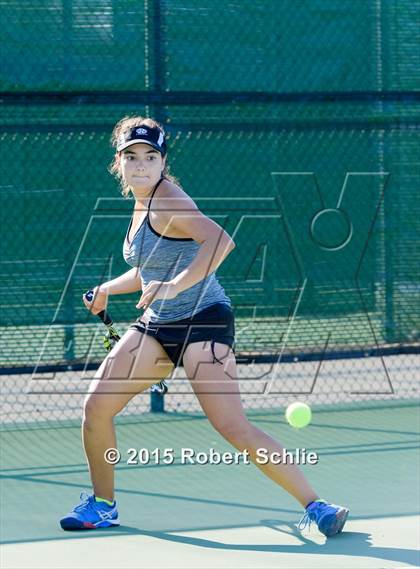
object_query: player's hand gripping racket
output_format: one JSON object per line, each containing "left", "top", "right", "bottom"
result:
{"left": 85, "top": 290, "right": 168, "bottom": 395}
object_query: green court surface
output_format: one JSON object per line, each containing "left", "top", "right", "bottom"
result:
{"left": 2, "top": 1, "right": 419, "bottom": 567}
{"left": 1, "top": 402, "right": 419, "bottom": 569}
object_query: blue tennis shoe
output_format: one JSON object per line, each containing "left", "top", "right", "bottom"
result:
{"left": 60, "top": 492, "right": 120, "bottom": 530}
{"left": 298, "top": 499, "right": 349, "bottom": 537}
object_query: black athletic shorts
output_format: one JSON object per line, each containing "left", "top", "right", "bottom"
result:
{"left": 129, "top": 302, "right": 235, "bottom": 367}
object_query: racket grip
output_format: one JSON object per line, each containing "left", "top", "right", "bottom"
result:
{"left": 97, "top": 309, "right": 113, "bottom": 327}
{"left": 85, "top": 290, "right": 167, "bottom": 396}
{"left": 85, "top": 289, "right": 113, "bottom": 326}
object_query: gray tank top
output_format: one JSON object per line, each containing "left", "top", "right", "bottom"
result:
{"left": 123, "top": 178, "right": 231, "bottom": 322}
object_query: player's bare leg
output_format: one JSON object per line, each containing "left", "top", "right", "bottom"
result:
{"left": 183, "top": 341, "right": 319, "bottom": 508}
{"left": 82, "top": 330, "right": 173, "bottom": 501}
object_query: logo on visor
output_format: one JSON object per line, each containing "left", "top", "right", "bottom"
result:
{"left": 135, "top": 128, "right": 148, "bottom": 135}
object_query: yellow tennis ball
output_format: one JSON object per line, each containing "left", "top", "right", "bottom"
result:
{"left": 286, "top": 402, "right": 312, "bottom": 428}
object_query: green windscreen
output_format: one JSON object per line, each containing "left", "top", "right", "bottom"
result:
{"left": 0, "top": 1, "right": 418, "bottom": 385}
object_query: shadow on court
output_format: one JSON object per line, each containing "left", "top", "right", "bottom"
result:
{"left": 1, "top": 403, "right": 419, "bottom": 568}
{"left": 4, "top": 523, "right": 418, "bottom": 568}
{"left": 67, "top": 522, "right": 416, "bottom": 567}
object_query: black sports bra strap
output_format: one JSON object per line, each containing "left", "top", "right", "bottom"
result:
{"left": 147, "top": 177, "right": 165, "bottom": 216}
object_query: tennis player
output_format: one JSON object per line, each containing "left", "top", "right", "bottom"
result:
{"left": 60, "top": 116, "right": 349, "bottom": 537}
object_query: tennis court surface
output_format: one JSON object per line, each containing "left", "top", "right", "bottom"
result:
{"left": 1, "top": 357, "right": 419, "bottom": 569}
{"left": 2, "top": 0, "right": 420, "bottom": 567}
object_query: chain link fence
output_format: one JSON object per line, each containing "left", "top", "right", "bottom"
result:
{"left": 1, "top": 0, "right": 419, "bottom": 428}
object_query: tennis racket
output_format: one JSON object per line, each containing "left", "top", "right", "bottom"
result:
{"left": 85, "top": 289, "right": 168, "bottom": 395}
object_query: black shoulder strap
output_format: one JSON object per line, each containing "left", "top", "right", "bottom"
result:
{"left": 147, "top": 177, "right": 165, "bottom": 214}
